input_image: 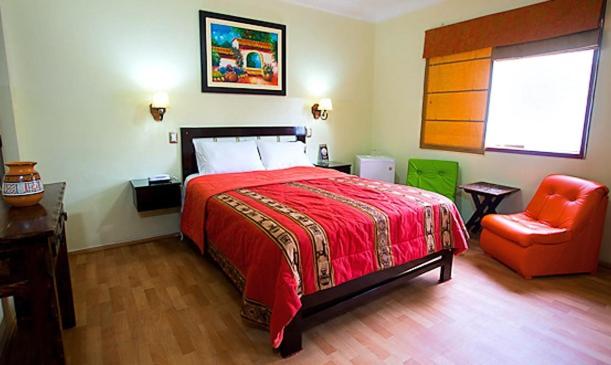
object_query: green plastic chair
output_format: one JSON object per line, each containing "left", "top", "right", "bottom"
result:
{"left": 406, "top": 159, "right": 459, "bottom": 201}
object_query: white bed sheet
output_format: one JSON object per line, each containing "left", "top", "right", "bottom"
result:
{"left": 182, "top": 173, "right": 203, "bottom": 210}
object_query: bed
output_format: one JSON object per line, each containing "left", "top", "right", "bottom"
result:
{"left": 180, "top": 126, "right": 469, "bottom": 357}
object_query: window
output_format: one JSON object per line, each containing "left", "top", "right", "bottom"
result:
{"left": 485, "top": 48, "right": 596, "bottom": 157}
{"left": 419, "top": 0, "right": 605, "bottom": 156}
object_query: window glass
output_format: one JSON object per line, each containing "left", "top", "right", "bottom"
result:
{"left": 485, "top": 49, "right": 595, "bottom": 156}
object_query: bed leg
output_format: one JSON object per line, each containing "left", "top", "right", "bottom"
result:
{"left": 439, "top": 249, "right": 453, "bottom": 283}
{"left": 279, "top": 311, "right": 303, "bottom": 358}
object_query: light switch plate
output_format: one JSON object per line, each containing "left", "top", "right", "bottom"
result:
{"left": 169, "top": 132, "right": 178, "bottom": 144}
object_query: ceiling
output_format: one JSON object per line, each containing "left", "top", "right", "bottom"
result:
{"left": 280, "top": 0, "right": 445, "bottom": 22}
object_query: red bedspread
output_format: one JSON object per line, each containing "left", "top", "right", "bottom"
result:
{"left": 181, "top": 167, "right": 469, "bottom": 348}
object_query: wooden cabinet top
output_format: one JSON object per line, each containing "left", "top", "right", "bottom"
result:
{"left": 0, "top": 182, "right": 66, "bottom": 244}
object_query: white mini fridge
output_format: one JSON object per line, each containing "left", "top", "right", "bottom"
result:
{"left": 356, "top": 155, "right": 395, "bottom": 183}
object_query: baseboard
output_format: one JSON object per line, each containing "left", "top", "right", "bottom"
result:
{"left": 68, "top": 233, "right": 180, "bottom": 255}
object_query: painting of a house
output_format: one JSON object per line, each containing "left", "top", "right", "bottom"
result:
{"left": 200, "top": 11, "right": 286, "bottom": 95}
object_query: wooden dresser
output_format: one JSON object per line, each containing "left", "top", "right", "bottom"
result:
{"left": 0, "top": 182, "right": 75, "bottom": 364}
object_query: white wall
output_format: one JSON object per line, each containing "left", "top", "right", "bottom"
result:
{"left": 371, "top": 0, "right": 611, "bottom": 263}
{"left": 0, "top": 0, "right": 374, "bottom": 250}
{"left": 0, "top": 9, "right": 18, "bottom": 162}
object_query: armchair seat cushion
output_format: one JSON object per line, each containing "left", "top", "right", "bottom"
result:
{"left": 482, "top": 213, "right": 571, "bottom": 247}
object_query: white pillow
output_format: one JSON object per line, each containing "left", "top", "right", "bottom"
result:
{"left": 257, "top": 141, "right": 313, "bottom": 170}
{"left": 193, "top": 140, "right": 265, "bottom": 174}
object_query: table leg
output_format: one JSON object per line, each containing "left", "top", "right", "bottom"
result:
{"left": 27, "top": 243, "right": 65, "bottom": 364}
{"left": 8, "top": 254, "right": 32, "bottom": 323}
{"left": 486, "top": 196, "right": 504, "bottom": 214}
{"left": 55, "top": 224, "right": 76, "bottom": 329}
{"left": 465, "top": 193, "right": 484, "bottom": 231}
{"left": 466, "top": 193, "right": 506, "bottom": 232}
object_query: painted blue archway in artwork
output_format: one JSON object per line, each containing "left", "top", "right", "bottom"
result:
{"left": 246, "top": 52, "right": 262, "bottom": 68}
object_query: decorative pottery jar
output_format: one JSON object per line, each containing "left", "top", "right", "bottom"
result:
{"left": 2, "top": 161, "right": 45, "bottom": 207}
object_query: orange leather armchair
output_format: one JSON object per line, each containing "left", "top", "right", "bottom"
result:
{"left": 480, "top": 175, "right": 608, "bottom": 279}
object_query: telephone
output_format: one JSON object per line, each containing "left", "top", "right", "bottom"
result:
{"left": 148, "top": 174, "right": 172, "bottom": 184}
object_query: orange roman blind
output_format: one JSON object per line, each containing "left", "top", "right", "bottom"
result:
{"left": 420, "top": 48, "right": 492, "bottom": 153}
{"left": 419, "top": 0, "right": 606, "bottom": 153}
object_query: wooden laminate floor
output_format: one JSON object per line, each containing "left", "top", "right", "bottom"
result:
{"left": 64, "top": 238, "right": 611, "bottom": 364}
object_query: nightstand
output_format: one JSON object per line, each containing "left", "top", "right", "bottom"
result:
{"left": 314, "top": 161, "right": 352, "bottom": 174}
{"left": 131, "top": 177, "right": 182, "bottom": 212}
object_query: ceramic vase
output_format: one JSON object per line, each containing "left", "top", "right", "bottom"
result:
{"left": 2, "top": 161, "right": 44, "bottom": 207}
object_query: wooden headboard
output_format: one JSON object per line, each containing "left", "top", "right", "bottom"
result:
{"left": 180, "top": 126, "right": 307, "bottom": 180}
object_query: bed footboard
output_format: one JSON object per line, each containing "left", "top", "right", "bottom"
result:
{"left": 278, "top": 249, "right": 454, "bottom": 357}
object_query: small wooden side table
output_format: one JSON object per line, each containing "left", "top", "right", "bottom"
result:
{"left": 130, "top": 177, "right": 182, "bottom": 212}
{"left": 459, "top": 181, "right": 520, "bottom": 233}
{"left": 314, "top": 161, "right": 352, "bottom": 174}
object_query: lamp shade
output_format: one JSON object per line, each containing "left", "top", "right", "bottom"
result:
{"left": 151, "top": 92, "right": 169, "bottom": 108}
{"left": 317, "top": 98, "right": 333, "bottom": 111}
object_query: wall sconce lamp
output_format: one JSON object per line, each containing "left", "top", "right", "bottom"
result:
{"left": 311, "top": 98, "right": 333, "bottom": 120}
{"left": 150, "top": 92, "right": 169, "bottom": 121}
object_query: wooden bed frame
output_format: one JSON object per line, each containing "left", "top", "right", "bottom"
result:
{"left": 180, "top": 126, "right": 454, "bottom": 357}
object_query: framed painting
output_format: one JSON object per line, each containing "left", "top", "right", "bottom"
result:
{"left": 199, "top": 11, "right": 286, "bottom": 95}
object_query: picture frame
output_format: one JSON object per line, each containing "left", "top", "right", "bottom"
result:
{"left": 318, "top": 144, "right": 329, "bottom": 163}
{"left": 199, "top": 11, "right": 287, "bottom": 96}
